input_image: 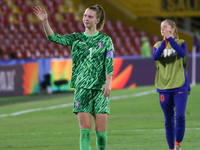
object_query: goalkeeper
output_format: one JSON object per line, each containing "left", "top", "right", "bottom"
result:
{"left": 34, "top": 4, "right": 113, "bottom": 150}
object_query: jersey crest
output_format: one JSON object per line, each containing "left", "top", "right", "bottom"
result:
{"left": 97, "top": 41, "right": 103, "bottom": 48}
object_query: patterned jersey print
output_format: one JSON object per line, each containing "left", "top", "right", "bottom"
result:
{"left": 47, "top": 31, "right": 114, "bottom": 90}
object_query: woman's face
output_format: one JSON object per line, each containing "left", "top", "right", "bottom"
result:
{"left": 83, "top": 9, "right": 99, "bottom": 30}
{"left": 160, "top": 21, "right": 173, "bottom": 37}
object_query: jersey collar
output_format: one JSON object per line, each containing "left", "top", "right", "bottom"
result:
{"left": 84, "top": 31, "right": 99, "bottom": 37}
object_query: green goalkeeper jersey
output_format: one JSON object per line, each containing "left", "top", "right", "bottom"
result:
{"left": 47, "top": 31, "right": 114, "bottom": 90}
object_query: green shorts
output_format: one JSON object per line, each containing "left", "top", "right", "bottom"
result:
{"left": 73, "top": 88, "right": 110, "bottom": 115}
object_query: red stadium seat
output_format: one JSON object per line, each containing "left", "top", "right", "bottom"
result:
{"left": 47, "top": 5, "right": 58, "bottom": 13}
{"left": 59, "top": 49, "right": 69, "bottom": 58}
{"left": 24, "top": 50, "right": 32, "bottom": 59}
{"left": 43, "top": 49, "right": 51, "bottom": 58}
{"left": 15, "top": 50, "right": 23, "bottom": 59}
{"left": 34, "top": 49, "right": 41, "bottom": 58}
{"left": 0, "top": 4, "right": 11, "bottom": 13}
{"left": 2, "top": 54, "right": 11, "bottom": 60}
{"left": 14, "top": 0, "right": 25, "bottom": 6}
{"left": 17, "top": 14, "right": 27, "bottom": 23}
{"left": 0, "top": 15, "right": 8, "bottom": 23}
{"left": 64, "top": 13, "right": 75, "bottom": 22}
{"left": 0, "top": 45, "right": 7, "bottom": 53}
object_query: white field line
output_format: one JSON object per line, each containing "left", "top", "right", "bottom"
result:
{"left": 1, "top": 128, "right": 200, "bottom": 136}
{"left": 0, "top": 90, "right": 156, "bottom": 118}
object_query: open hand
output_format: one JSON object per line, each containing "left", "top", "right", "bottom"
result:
{"left": 33, "top": 6, "right": 47, "bottom": 22}
{"left": 102, "top": 83, "right": 111, "bottom": 98}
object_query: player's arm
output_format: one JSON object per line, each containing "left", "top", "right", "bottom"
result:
{"left": 102, "top": 37, "right": 114, "bottom": 98}
{"left": 33, "top": 6, "right": 53, "bottom": 36}
{"left": 167, "top": 37, "right": 187, "bottom": 58}
{"left": 34, "top": 6, "right": 73, "bottom": 46}
{"left": 102, "top": 74, "right": 112, "bottom": 98}
{"left": 152, "top": 40, "right": 166, "bottom": 60}
{"left": 103, "top": 56, "right": 113, "bottom": 98}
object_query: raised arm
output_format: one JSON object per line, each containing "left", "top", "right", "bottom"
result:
{"left": 152, "top": 40, "right": 166, "bottom": 60}
{"left": 33, "top": 6, "right": 53, "bottom": 36}
{"left": 167, "top": 37, "right": 187, "bottom": 58}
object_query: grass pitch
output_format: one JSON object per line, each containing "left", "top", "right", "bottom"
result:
{"left": 0, "top": 85, "right": 199, "bottom": 150}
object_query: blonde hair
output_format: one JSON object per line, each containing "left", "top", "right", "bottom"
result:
{"left": 163, "top": 19, "right": 179, "bottom": 39}
{"left": 88, "top": 5, "right": 105, "bottom": 31}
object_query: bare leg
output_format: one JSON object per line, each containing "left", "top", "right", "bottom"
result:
{"left": 93, "top": 114, "right": 108, "bottom": 132}
{"left": 78, "top": 112, "right": 92, "bottom": 129}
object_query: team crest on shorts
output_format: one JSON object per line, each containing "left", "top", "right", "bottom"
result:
{"left": 97, "top": 41, "right": 103, "bottom": 48}
{"left": 75, "top": 101, "right": 80, "bottom": 108}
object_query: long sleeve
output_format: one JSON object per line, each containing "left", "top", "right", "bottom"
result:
{"left": 47, "top": 32, "right": 76, "bottom": 46}
{"left": 167, "top": 37, "right": 187, "bottom": 58}
{"left": 152, "top": 40, "right": 166, "bottom": 60}
{"left": 105, "top": 37, "right": 114, "bottom": 76}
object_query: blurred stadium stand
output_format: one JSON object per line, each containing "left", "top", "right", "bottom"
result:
{"left": 86, "top": 0, "right": 200, "bottom": 53}
{"left": 0, "top": 0, "right": 161, "bottom": 60}
{"left": 2, "top": 0, "right": 200, "bottom": 60}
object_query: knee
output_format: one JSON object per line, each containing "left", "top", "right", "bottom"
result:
{"left": 165, "top": 117, "right": 174, "bottom": 128}
{"left": 176, "top": 116, "right": 185, "bottom": 127}
{"left": 80, "top": 124, "right": 92, "bottom": 130}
